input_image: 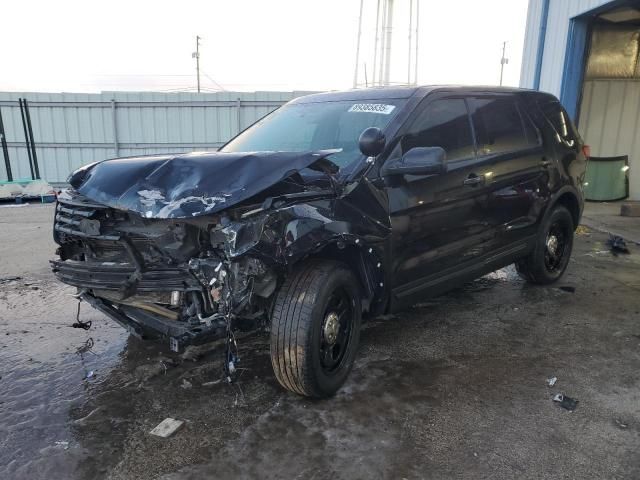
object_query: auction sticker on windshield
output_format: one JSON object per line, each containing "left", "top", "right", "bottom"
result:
{"left": 348, "top": 104, "right": 396, "bottom": 114}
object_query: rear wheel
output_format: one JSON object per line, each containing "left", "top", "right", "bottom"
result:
{"left": 516, "top": 205, "right": 574, "bottom": 284}
{"left": 270, "top": 260, "right": 361, "bottom": 398}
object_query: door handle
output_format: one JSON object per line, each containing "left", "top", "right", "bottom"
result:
{"left": 463, "top": 174, "right": 484, "bottom": 186}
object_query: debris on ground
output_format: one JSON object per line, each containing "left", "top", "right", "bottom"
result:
{"left": 547, "top": 376, "right": 558, "bottom": 387}
{"left": 558, "top": 286, "right": 576, "bottom": 293}
{"left": 0, "top": 203, "right": 30, "bottom": 208}
{"left": 606, "top": 234, "right": 630, "bottom": 256}
{"left": 71, "top": 302, "right": 92, "bottom": 330}
{"left": 71, "top": 320, "right": 92, "bottom": 330}
{"left": 84, "top": 370, "right": 96, "bottom": 380}
{"left": 54, "top": 440, "right": 69, "bottom": 450}
{"left": 150, "top": 418, "right": 185, "bottom": 438}
{"left": 615, "top": 418, "right": 629, "bottom": 429}
{"left": 575, "top": 225, "right": 590, "bottom": 235}
{"left": 75, "top": 338, "right": 96, "bottom": 357}
{"left": 202, "top": 379, "right": 223, "bottom": 387}
{"left": 553, "top": 393, "right": 579, "bottom": 411}
{"left": 181, "top": 379, "right": 193, "bottom": 390}
{"left": 0, "top": 276, "right": 22, "bottom": 284}
{"left": 620, "top": 202, "right": 640, "bottom": 217}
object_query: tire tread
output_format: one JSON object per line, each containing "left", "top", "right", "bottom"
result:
{"left": 270, "top": 260, "right": 356, "bottom": 397}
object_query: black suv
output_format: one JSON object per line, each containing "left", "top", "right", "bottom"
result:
{"left": 52, "top": 86, "right": 587, "bottom": 397}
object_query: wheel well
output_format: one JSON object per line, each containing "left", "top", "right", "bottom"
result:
{"left": 555, "top": 192, "right": 580, "bottom": 229}
{"left": 305, "top": 242, "right": 384, "bottom": 315}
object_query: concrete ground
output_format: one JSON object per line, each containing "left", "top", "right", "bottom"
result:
{"left": 1, "top": 203, "right": 639, "bottom": 480}
{"left": 581, "top": 201, "right": 640, "bottom": 244}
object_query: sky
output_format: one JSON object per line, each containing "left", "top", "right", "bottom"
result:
{"left": 0, "top": 0, "right": 530, "bottom": 93}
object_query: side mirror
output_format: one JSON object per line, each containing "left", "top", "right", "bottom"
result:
{"left": 358, "top": 127, "right": 386, "bottom": 157}
{"left": 382, "top": 146, "right": 447, "bottom": 176}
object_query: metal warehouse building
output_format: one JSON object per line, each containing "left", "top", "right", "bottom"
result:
{"left": 521, "top": 0, "right": 640, "bottom": 200}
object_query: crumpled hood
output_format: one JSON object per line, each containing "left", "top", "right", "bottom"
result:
{"left": 68, "top": 150, "right": 339, "bottom": 219}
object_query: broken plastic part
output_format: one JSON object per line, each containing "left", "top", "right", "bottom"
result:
{"left": 553, "top": 393, "right": 578, "bottom": 411}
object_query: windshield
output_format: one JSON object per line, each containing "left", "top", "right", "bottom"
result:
{"left": 221, "top": 99, "right": 407, "bottom": 169}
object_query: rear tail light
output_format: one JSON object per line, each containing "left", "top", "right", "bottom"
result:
{"left": 582, "top": 145, "right": 591, "bottom": 158}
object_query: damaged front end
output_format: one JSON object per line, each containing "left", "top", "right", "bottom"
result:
{"left": 51, "top": 189, "right": 265, "bottom": 352}
{"left": 51, "top": 150, "right": 388, "bottom": 353}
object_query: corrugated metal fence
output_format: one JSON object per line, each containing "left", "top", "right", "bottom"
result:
{"left": 0, "top": 90, "right": 315, "bottom": 183}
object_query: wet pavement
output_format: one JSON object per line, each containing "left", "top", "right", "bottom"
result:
{"left": 1, "top": 204, "right": 639, "bottom": 479}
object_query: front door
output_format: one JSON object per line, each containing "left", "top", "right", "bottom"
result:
{"left": 383, "top": 95, "right": 495, "bottom": 302}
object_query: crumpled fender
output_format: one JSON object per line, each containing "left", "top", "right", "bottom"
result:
{"left": 221, "top": 193, "right": 390, "bottom": 266}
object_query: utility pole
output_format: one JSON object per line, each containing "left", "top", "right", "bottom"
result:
{"left": 192, "top": 36, "right": 201, "bottom": 93}
{"left": 408, "top": 0, "right": 413, "bottom": 85}
{"left": 372, "top": 0, "right": 381, "bottom": 86}
{"left": 414, "top": 0, "right": 420, "bottom": 85}
{"left": 378, "top": 0, "right": 388, "bottom": 85}
{"left": 353, "top": 0, "right": 364, "bottom": 88}
{"left": 382, "top": 0, "right": 394, "bottom": 86}
{"left": 500, "top": 41, "right": 509, "bottom": 86}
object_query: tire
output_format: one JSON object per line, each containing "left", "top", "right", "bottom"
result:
{"left": 270, "top": 260, "right": 361, "bottom": 398}
{"left": 516, "top": 205, "right": 574, "bottom": 284}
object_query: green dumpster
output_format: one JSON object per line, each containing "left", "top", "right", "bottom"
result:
{"left": 583, "top": 155, "right": 629, "bottom": 201}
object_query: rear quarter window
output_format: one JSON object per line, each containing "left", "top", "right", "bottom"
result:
{"left": 538, "top": 100, "right": 581, "bottom": 146}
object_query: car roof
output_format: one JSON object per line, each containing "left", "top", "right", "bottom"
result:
{"left": 290, "top": 85, "right": 551, "bottom": 104}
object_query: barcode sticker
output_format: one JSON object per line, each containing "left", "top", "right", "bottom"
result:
{"left": 348, "top": 104, "right": 396, "bottom": 114}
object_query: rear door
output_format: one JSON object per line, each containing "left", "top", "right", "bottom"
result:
{"left": 468, "top": 94, "right": 548, "bottom": 251}
{"left": 385, "top": 95, "right": 495, "bottom": 298}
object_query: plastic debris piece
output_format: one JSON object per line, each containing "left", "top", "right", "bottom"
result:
{"left": 553, "top": 393, "right": 578, "bottom": 411}
{"left": 0, "top": 276, "right": 22, "bottom": 284}
{"left": 84, "top": 370, "right": 96, "bottom": 380}
{"left": 149, "top": 418, "right": 184, "bottom": 438}
{"left": 181, "top": 379, "right": 193, "bottom": 390}
{"left": 55, "top": 440, "right": 69, "bottom": 450}
{"left": 202, "top": 379, "right": 223, "bottom": 387}
{"left": 547, "top": 376, "right": 557, "bottom": 387}
{"left": 606, "top": 234, "right": 630, "bottom": 256}
{"left": 615, "top": 419, "right": 628, "bottom": 429}
{"left": 0, "top": 203, "right": 30, "bottom": 208}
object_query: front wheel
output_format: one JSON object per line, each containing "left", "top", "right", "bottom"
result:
{"left": 270, "top": 260, "right": 361, "bottom": 398}
{"left": 516, "top": 205, "right": 574, "bottom": 284}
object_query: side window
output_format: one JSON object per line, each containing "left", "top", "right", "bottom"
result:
{"left": 539, "top": 101, "right": 579, "bottom": 146}
{"left": 471, "top": 97, "right": 532, "bottom": 155}
{"left": 401, "top": 98, "right": 475, "bottom": 162}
